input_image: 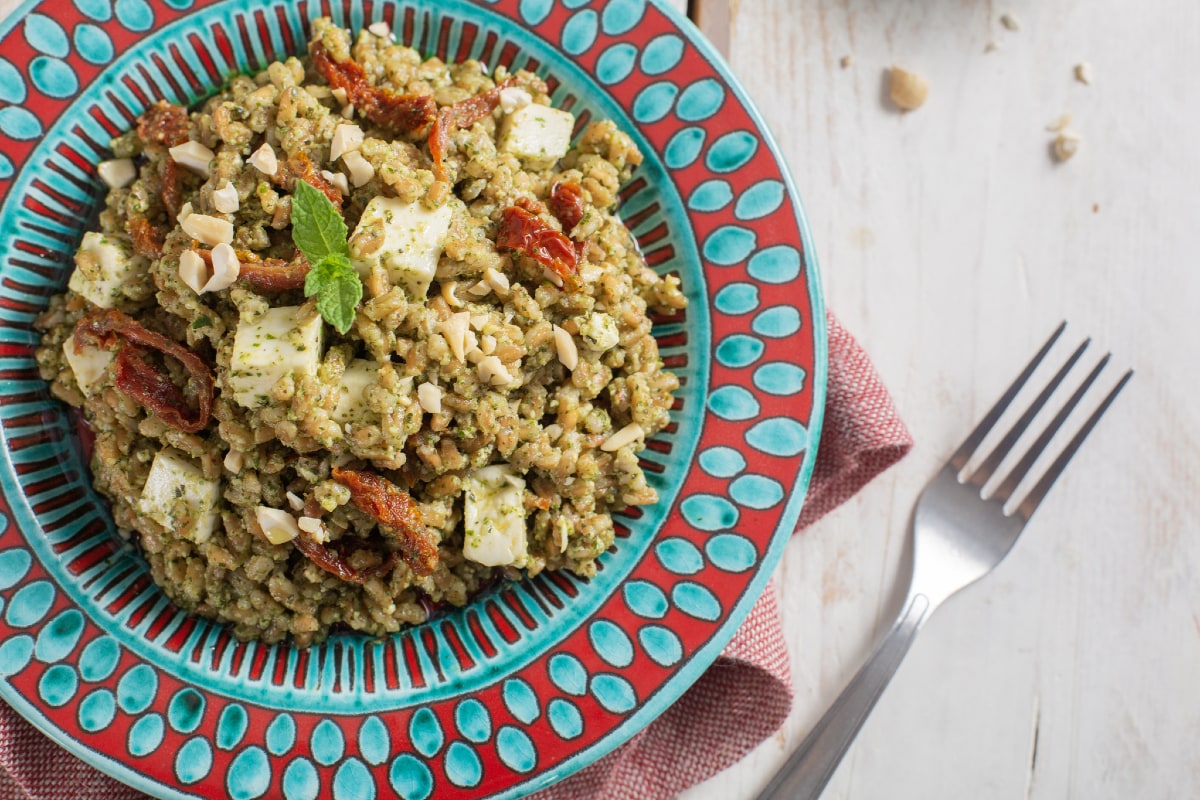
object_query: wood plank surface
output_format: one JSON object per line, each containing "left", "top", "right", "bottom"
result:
{"left": 683, "top": 0, "right": 1200, "bottom": 798}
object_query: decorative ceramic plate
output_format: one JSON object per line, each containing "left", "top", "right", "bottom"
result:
{"left": 0, "top": 0, "right": 825, "bottom": 797}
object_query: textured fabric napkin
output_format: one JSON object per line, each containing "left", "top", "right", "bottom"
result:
{"left": 0, "top": 313, "right": 912, "bottom": 800}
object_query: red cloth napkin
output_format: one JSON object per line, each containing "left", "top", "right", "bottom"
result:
{"left": 0, "top": 313, "right": 912, "bottom": 800}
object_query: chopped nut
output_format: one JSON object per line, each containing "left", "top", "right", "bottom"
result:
{"left": 321, "top": 169, "right": 350, "bottom": 196}
{"left": 553, "top": 324, "right": 578, "bottom": 371}
{"left": 1000, "top": 12, "right": 1021, "bottom": 31}
{"left": 223, "top": 449, "right": 245, "bottom": 473}
{"left": 601, "top": 423, "right": 645, "bottom": 452}
{"left": 168, "top": 140, "right": 215, "bottom": 177}
{"left": 417, "top": 382, "right": 443, "bottom": 414}
{"left": 839, "top": 54, "right": 854, "bottom": 69}
{"left": 440, "top": 281, "right": 463, "bottom": 307}
{"left": 97, "top": 158, "right": 136, "bottom": 189}
{"left": 483, "top": 267, "right": 510, "bottom": 295}
{"left": 178, "top": 249, "right": 208, "bottom": 295}
{"left": 341, "top": 150, "right": 374, "bottom": 187}
{"left": 286, "top": 491, "right": 305, "bottom": 512}
{"left": 212, "top": 181, "right": 240, "bottom": 214}
{"left": 439, "top": 311, "right": 471, "bottom": 362}
{"left": 499, "top": 87, "right": 533, "bottom": 114}
{"left": 176, "top": 201, "right": 194, "bottom": 224}
{"left": 331, "top": 87, "right": 348, "bottom": 105}
{"left": 181, "top": 213, "right": 234, "bottom": 247}
{"left": 330, "top": 123, "right": 364, "bottom": 162}
{"left": 206, "top": 243, "right": 240, "bottom": 292}
{"left": 479, "top": 334, "right": 496, "bottom": 355}
{"left": 248, "top": 142, "right": 278, "bottom": 175}
{"left": 368, "top": 21, "right": 392, "bottom": 38}
{"left": 255, "top": 506, "right": 299, "bottom": 545}
{"left": 1074, "top": 62, "right": 1093, "bottom": 85}
{"left": 984, "top": 40, "right": 1002, "bottom": 54}
{"left": 477, "top": 355, "right": 513, "bottom": 385}
{"left": 555, "top": 516, "right": 570, "bottom": 553}
{"left": 469, "top": 313, "right": 490, "bottom": 331}
{"left": 467, "top": 280, "right": 491, "bottom": 297}
{"left": 889, "top": 66, "right": 929, "bottom": 111}
{"left": 297, "top": 516, "right": 327, "bottom": 542}
{"left": 1053, "top": 130, "right": 1081, "bottom": 162}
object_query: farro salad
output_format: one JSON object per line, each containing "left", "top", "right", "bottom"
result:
{"left": 35, "top": 18, "right": 685, "bottom": 645}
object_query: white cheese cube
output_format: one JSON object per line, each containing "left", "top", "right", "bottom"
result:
{"left": 499, "top": 104, "right": 575, "bottom": 168}
{"left": 228, "top": 306, "right": 323, "bottom": 408}
{"left": 463, "top": 464, "right": 528, "bottom": 567}
{"left": 349, "top": 196, "right": 455, "bottom": 300}
{"left": 138, "top": 448, "right": 221, "bottom": 544}
{"left": 61, "top": 339, "right": 113, "bottom": 395}
{"left": 333, "top": 359, "right": 378, "bottom": 425}
{"left": 67, "top": 232, "right": 148, "bottom": 309}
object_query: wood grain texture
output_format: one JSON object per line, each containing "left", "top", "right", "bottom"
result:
{"left": 682, "top": 0, "right": 1200, "bottom": 798}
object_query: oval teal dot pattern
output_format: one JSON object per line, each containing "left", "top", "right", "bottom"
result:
{"left": 638, "top": 625, "right": 684, "bottom": 667}
{"left": 409, "top": 708, "right": 443, "bottom": 758}
{"left": 754, "top": 362, "right": 807, "bottom": 395}
{"left": 747, "top": 245, "right": 801, "bottom": 284}
{"left": 73, "top": 24, "right": 114, "bottom": 65}
{"left": 38, "top": 663, "right": 77, "bottom": 707}
{"left": 676, "top": 78, "right": 724, "bottom": 121}
{"left": 216, "top": 704, "right": 248, "bottom": 751}
{"left": 600, "top": 0, "right": 645, "bottom": 34}
{"left": 746, "top": 418, "right": 809, "bottom": 457}
{"left": 735, "top": 180, "right": 786, "bottom": 220}
{"left": 29, "top": 57, "right": 78, "bottom": 98}
{"left": 310, "top": 719, "right": 345, "bottom": 766}
{"left": 358, "top": 716, "right": 389, "bottom": 766}
{"left": 713, "top": 282, "right": 758, "bottom": 315}
{"left": 588, "top": 620, "right": 634, "bottom": 668}
{"left": 672, "top": 582, "right": 723, "bottom": 621}
{"left": 547, "top": 698, "right": 583, "bottom": 740}
{"left": 679, "top": 493, "right": 739, "bottom": 532}
{"left": 496, "top": 726, "right": 537, "bottom": 773}
{"left": 591, "top": 674, "right": 637, "bottom": 714}
{"left": 752, "top": 305, "right": 802, "bottom": 338}
{"left": 560, "top": 9, "right": 597, "bottom": 56}
{"left": 664, "top": 127, "right": 704, "bottom": 168}
{"left": 730, "top": 474, "right": 785, "bottom": 509}
{"left": 595, "top": 42, "right": 636, "bottom": 84}
{"left": 0, "top": 635, "right": 33, "bottom": 677}
{"left": 632, "top": 81, "right": 677, "bottom": 123}
{"left": 454, "top": 698, "right": 491, "bottom": 743}
{"left": 35, "top": 609, "right": 84, "bottom": 663}
{"left": 0, "top": 106, "right": 44, "bottom": 141}
{"left": 283, "top": 759, "right": 319, "bottom": 800}
{"left": 167, "top": 688, "right": 204, "bottom": 733}
{"left": 227, "top": 746, "right": 271, "bottom": 800}
{"left": 73, "top": 0, "right": 113, "bottom": 22}
{"left": 698, "top": 446, "right": 746, "bottom": 478}
{"left": 654, "top": 538, "right": 703, "bottom": 575}
{"left": 715, "top": 333, "right": 764, "bottom": 368}
{"left": 444, "top": 741, "right": 482, "bottom": 788}
{"left": 78, "top": 688, "right": 115, "bottom": 733}
{"left": 706, "top": 534, "right": 758, "bottom": 572}
{"left": 266, "top": 713, "right": 296, "bottom": 756}
{"left": 0, "top": 549, "right": 30, "bottom": 590}
{"left": 128, "top": 713, "right": 164, "bottom": 757}
{"left": 175, "top": 737, "right": 213, "bottom": 785}
{"left": 6, "top": 580, "right": 54, "bottom": 627}
{"left": 688, "top": 179, "right": 733, "bottom": 212}
{"left": 502, "top": 678, "right": 540, "bottom": 724}
{"left": 706, "top": 130, "right": 758, "bottom": 172}
{"left": 24, "top": 14, "right": 69, "bottom": 57}
{"left": 517, "top": 0, "right": 551, "bottom": 24}
{"left": 707, "top": 385, "right": 760, "bottom": 421}
{"left": 703, "top": 225, "right": 756, "bottom": 266}
{"left": 547, "top": 653, "right": 588, "bottom": 696}
{"left": 116, "top": 663, "right": 157, "bottom": 714}
{"left": 333, "top": 758, "right": 374, "bottom": 800}
{"left": 389, "top": 755, "right": 433, "bottom": 800}
{"left": 639, "top": 34, "right": 683, "bottom": 75}
{"left": 114, "top": 0, "right": 154, "bottom": 31}
{"left": 78, "top": 636, "right": 119, "bottom": 682}
{"left": 623, "top": 581, "right": 668, "bottom": 619}
{"left": 0, "top": 154, "right": 13, "bottom": 180}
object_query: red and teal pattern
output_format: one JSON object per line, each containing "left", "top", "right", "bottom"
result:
{"left": 0, "top": 0, "right": 826, "bottom": 797}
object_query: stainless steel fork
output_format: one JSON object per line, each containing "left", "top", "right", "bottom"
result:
{"left": 755, "top": 323, "right": 1132, "bottom": 800}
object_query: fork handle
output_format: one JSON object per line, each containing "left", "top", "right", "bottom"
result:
{"left": 754, "top": 594, "right": 934, "bottom": 800}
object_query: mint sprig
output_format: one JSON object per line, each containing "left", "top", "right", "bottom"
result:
{"left": 291, "top": 180, "right": 362, "bottom": 334}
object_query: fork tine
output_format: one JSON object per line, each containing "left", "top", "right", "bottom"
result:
{"left": 1015, "top": 369, "right": 1133, "bottom": 519}
{"left": 966, "top": 339, "right": 1090, "bottom": 487}
{"left": 950, "top": 322, "right": 1067, "bottom": 472}
{"left": 991, "top": 354, "right": 1110, "bottom": 503}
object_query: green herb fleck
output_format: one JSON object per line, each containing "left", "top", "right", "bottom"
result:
{"left": 291, "top": 180, "right": 362, "bottom": 334}
{"left": 191, "top": 316, "right": 211, "bottom": 329}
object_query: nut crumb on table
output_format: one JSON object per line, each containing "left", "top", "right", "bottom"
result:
{"left": 888, "top": 66, "right": 929, "bottom": 111}
{"left": 1075, "top": 62, "right": 1094, "bottom": 85}
{"left": 1053, "top": 129, "right": 1082, "bottom": 162}
{"left": 1000, "top": 12, "right": 1021, "bottom": 31}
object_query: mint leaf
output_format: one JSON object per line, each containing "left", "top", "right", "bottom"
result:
{"left": 305, "top": 254, "right": 362, "bottom": 334}
{"left": 291, "top": 180, "right": 349, "bottom": 264}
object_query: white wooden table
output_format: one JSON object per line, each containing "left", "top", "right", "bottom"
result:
{"left": 680, "top": 1, "right": 1200, "bottom": 798}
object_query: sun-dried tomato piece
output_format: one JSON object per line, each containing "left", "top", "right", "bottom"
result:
{"left": 127, "top": 216, "right": 165, "bottom": 260}
{"left": 274, "top": 151, "right": 343, "bottom": 208}
{"left": 193, "top": 248, "right": 311, "bottom": 292}
{"left": 74, "top": 308, "right": 214, "bottom": 433}
{"left": 136, "top": 100, "right": 189, "bottom": 149}
{"left": 495, "top": 205, "right": 580, "bottom": 289}
{"left": 160, "top": 157, "right": 182, "bottom": 219}
{"left": 331, "top": 467, "right": 438, "bottom": 577}
{"left": 293, "top": 532, "right": 399, "bottom": 584}
{"left": 548, "top": 181, "right": 585, "bottom": 234}
{"left": 428, "top": 77, "right": 516, "bottom": 181}
{"left": 312, "top": 43, "right": 436, "bottom": 134}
